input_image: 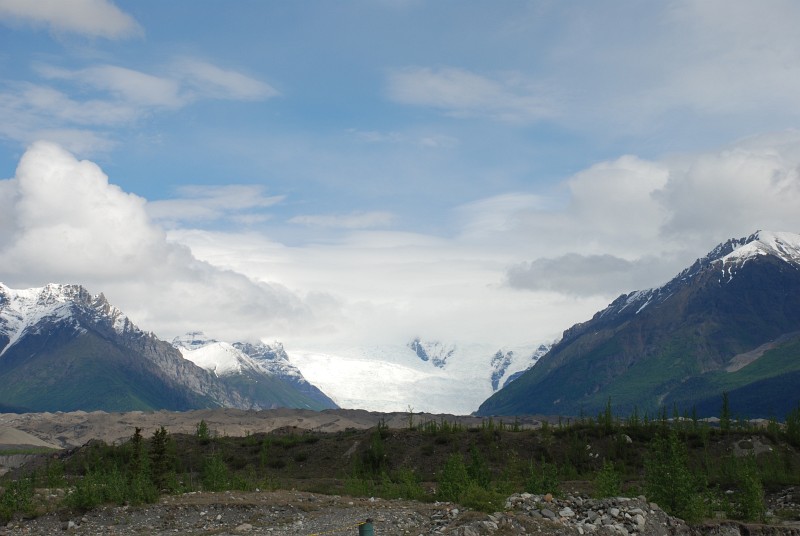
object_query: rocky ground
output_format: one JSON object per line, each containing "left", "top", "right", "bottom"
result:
{"left": 3, "top": 490, "right": 799, "bottom": 536}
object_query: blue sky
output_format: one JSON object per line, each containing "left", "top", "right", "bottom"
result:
{"left": 2, "top": 1, "right": 800, "bottom": 349}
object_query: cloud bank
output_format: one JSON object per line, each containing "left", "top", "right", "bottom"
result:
{"left": 0, "top": 142, "right": 315, "bottom": 342}
{"left": 5, "top": 133, "right": 800, "bottom": 351}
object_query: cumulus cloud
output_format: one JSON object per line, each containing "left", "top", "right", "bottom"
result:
{"left": 498, "top": 131, "right": 800, "bottom": 297}
{"left": 0, "top": 142, "right": 315, "bottom": 342}
{"left": 386, "top": 66, "right": 556, "bottom": 122}
{"left": 0, "top": 0, "right": 142, "bottom": 39}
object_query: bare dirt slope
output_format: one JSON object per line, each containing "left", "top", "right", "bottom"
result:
{"left": 0, "top": 408, "right": 511, "bottom": 450}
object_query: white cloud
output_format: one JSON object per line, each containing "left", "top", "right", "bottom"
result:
{"left": 657, "top": 137, "right": 800, "bottom": 247}
{"left": 36, "top": 64, "right": 183, "bottom": 108}
{"left": 0, "top": 0, "right": 142, "bottom": 39}
{"left": 147, "top": 185, "right": 285, "bottom": 226}
{"left": 0, "top": 142, "right": 315, "bottom": 342}
{"left": 174, "top": 59, "right": 279, "bottom": 101}
{"left": 498, "top": 131, "right": 800, "bottom": 296}
{"left": 386, "top": 66, "right": 556, "bottom": 122}
{"left": 507, "top": 254, "right": 663, "bottom": 296}
{"left": 0, "top": 59, "right": 279, "bottom": 154}
{"left": 289, "top": 211, "right": 395, "bottom": 230}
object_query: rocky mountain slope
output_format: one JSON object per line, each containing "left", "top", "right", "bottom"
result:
{"left": 0, "top": 284, "right": 334, "bottom": 412}
{"left": 478, "top": 231, "right": 800, "bottom": 418}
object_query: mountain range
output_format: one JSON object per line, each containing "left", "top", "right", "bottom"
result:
{"left": 478, "top": 231, "right": 800, "bottom": 419}
{"left": 0, "top": 282, "right": 544, "bottom": 414}
{"left": 3, "top": 230, "right": 799, "bottom": 417}
{"left": 0, "top": 284, "right": 336, "bottom": 412}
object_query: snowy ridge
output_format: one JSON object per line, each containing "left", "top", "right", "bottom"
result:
{"left": 721, "top": 230, "right": 800, "bottom": 266}
{"left": 172, "top": 332, "right": 261, "bottom": 377}
{"left": 599, "top": 231, "right": 800, "bottom": 319}
{"left": 172, "top": 333, "right": 307, "bottom": 383}
{"left": 233, "top": 341, "right": 304, "bottom": 381}
{"left": 0, "top": 283, "right": 137, "bottom": 357}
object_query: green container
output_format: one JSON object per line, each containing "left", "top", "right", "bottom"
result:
{"left": 358, "top": 519, "right": 374, "bottom": 536}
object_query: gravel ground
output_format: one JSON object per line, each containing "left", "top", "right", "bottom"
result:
{"left": 4, "top": 490, "right": 800, "bottom": 536}
{"left": 1, "top": 490, "right": 482, "bottom": 536}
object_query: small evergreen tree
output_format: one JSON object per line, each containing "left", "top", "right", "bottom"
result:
{"left": 196, "top": 420, "right": 211, "bottom": 444}
{"left": 150, "top": 426, "right": 171, "bottom": 490}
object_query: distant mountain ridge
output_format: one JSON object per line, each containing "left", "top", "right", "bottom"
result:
{"left": 0, "top": 284, "right": 336, "bottom": 412}
{"left": 172, "top": 333, "right": 337, "bottom": 410}
{"left": 478, "top": 231, "right": 800, "bottom": 419}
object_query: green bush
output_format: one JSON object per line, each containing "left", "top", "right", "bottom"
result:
{"left": 730, "top": 454, "right": 765, "bottom": 522}
{"left": 644, "top": 431, "right": 706, "bottom": 522}
{"left": 202, "top": 455, "right": 230, "bottom": 492}
{"left": 593, "top": 459, "right": 622, "bottom": 498}
{"left": 0, "top": 476, "right": 35, "bottom": 522}
{"left": 460, "top": 482, "right": 506, "bottom": 512}
{"left": 526, "top": 457, "right": 560, "bottom": 496}
{"left": 438, "top": 453, "right": 470, "bottom": 502}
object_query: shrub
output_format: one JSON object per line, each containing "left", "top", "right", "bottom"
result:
{"left": 438, "top": 453, "right": 470, "bottom": 502}
{"left": 526, "top": 457, "right": 560, "bottom": 496}
{"left": 460, "top": 483, "right": 506, "bottom": 512}
{"left": 644, "top": 431, "right": 706, "bottom": 522}
{"left": 0, "top": 476, "right": 35, "bottom": 522}
{"left": 593, "top": 459, "right": 622, "bottom": 498}
{"left": 202, "top": 455, "right": 230, "bottom": 492}
{"left": 730, "top": 454, "right": 765, "bottom": 522}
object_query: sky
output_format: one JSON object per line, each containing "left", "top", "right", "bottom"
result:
{"left": 2, "top": 0, "right": 800, "bottom": 351}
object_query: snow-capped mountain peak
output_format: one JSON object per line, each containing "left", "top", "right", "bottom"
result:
{"left": 172, "top": 331, "right": 220, "bottom": 351}
{"left": 0, "top": 283, "right": 136, "bottom": 357}
{"left": 721, "top": 230, "right": 800, "bottom": 266}
{"left": 172, "top": 334, "right": 305, "bottom": 382}
{"left": 599, "top": 230, "right": 800, "bottom": 320}
{"left": 172, "top": 333, "right": 258, "bottom": 377}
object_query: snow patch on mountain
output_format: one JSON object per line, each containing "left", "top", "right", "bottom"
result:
{"left": 408, "top": 338, "right": 455, "bottom": 368}
{"left": 172, "top": 332, "right": 261, "bottom": 377}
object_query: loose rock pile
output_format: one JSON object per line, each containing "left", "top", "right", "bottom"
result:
{"left": 501, "top": 492, "right": 683, "bottom": 535}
